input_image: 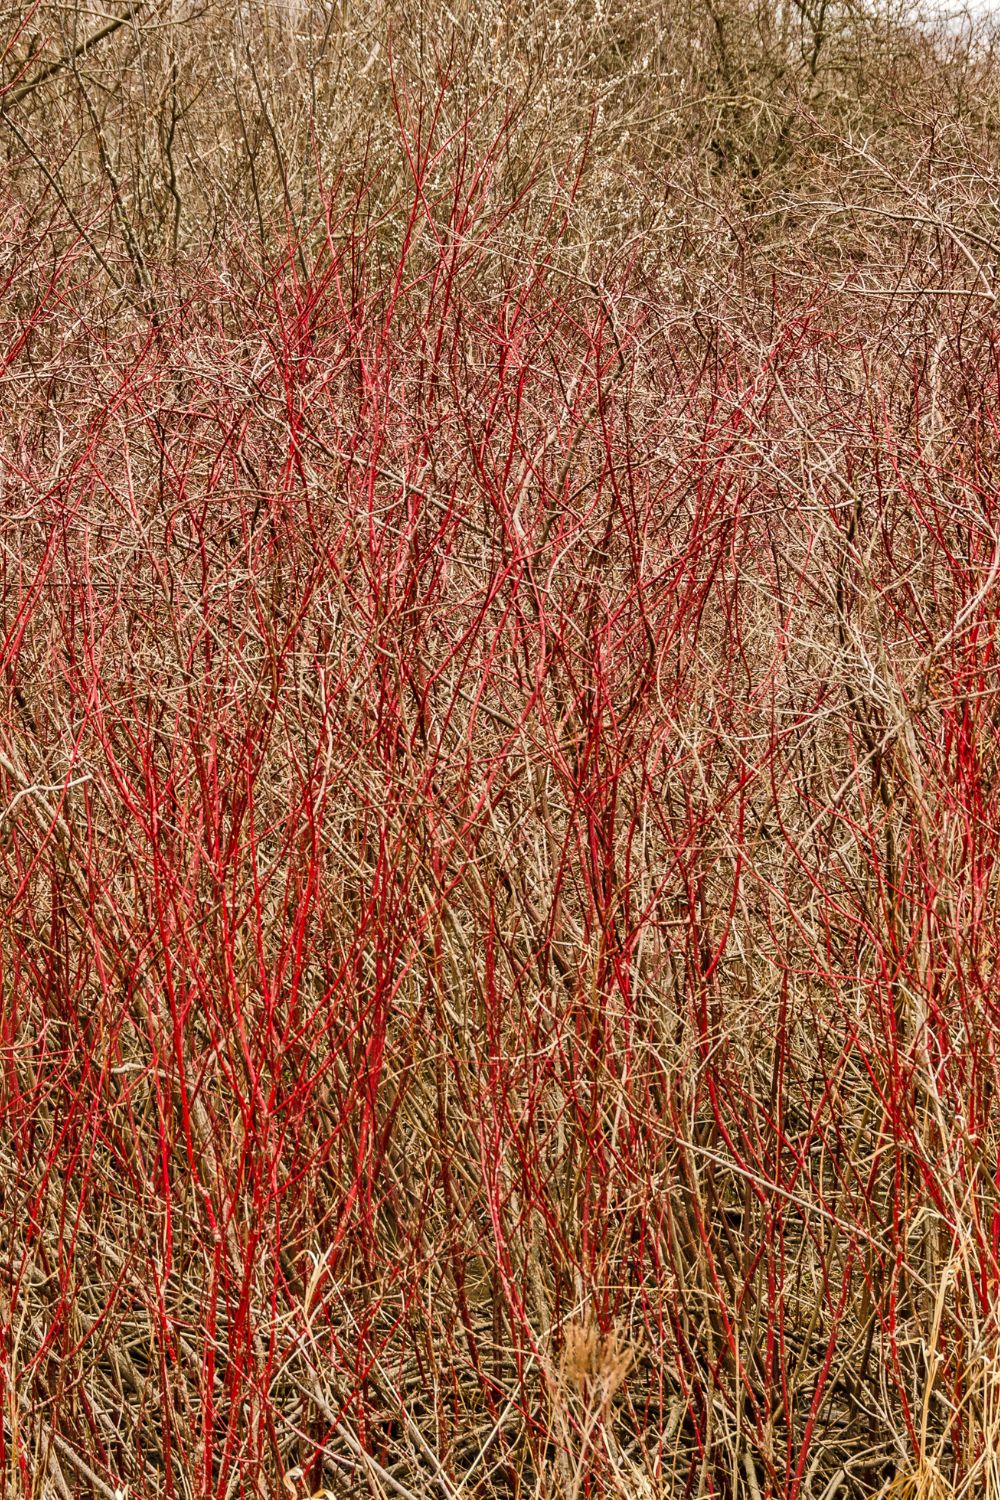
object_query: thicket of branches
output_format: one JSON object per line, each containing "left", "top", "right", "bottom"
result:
{"left": 2, "top": 2, "right": 1000, "bottom": 1498}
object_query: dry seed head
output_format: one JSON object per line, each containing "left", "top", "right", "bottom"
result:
{"left": 559, "top": 1316, "right": 634, "bottom": 1404}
